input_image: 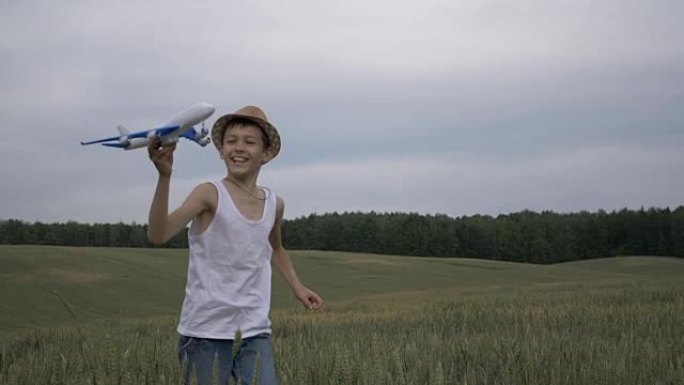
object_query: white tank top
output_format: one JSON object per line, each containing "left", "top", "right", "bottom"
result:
{"left": 177, "top": 180, "right": 277, "bottom": 339}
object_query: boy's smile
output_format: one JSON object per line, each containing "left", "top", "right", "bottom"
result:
{"left": 228, "top": 155, "right": 251, "bottom": 167}
{"left": 230, "top": 156, "right": 248, "bottom": 163}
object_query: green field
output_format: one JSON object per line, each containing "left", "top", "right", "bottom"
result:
{"left": 1, "top": 246, "right": 683, "bottom": 384}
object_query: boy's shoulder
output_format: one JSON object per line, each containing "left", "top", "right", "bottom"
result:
{"left": 185, "top": 181, "right": 220, "bottom": 208}
{"left": 193, "top": 181, "right": 219, "bottom": 197}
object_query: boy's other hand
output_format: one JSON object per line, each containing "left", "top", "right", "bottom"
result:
{"left": 148, "top": 138, "right": 176, "bottom": 176}
{"left": 295, "top": 287, "right": 324, "bottom": 310}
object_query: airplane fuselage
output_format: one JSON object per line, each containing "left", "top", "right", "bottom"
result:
{"left": 125, "top": 102, "right": 216, "bottom": 150}
{"left": 164, "top": 102, "right": 216, "bottom": 133}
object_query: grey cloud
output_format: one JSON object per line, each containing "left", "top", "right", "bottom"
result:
{"left": 0, "top": 0, "right": 681, "bottom": 223}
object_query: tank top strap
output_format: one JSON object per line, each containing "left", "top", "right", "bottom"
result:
{"left": 263, "top": 187, "right": 277, "bottom": 226}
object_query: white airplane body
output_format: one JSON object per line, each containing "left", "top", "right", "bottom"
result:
{"left": 81, "top": 102, "right": 215, "bottom": 150}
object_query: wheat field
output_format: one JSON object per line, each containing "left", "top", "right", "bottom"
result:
{"left": 1, "top": 246, "right": 682, "bottom": 384}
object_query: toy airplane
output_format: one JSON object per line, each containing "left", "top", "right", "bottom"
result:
{"left": 81, "top": 102, "right": 216, "bottom": 150}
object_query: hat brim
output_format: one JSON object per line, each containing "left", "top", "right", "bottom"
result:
{"left": 211, "top": 113, "right": 281, "bottom": 159}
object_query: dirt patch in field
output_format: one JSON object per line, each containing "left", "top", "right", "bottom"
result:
{"left": 45, "top": 268, "right": 107, "bottom": 285}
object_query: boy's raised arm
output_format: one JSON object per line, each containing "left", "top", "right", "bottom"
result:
{"left": 147, "top": 140, "right": 210, "bottom": 245}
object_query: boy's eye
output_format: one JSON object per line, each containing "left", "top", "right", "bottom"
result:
{"left": 224, "top": 136, "right": 259, "bottom": 146}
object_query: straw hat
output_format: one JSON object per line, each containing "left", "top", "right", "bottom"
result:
{"left": 211, "top": 105, "right": 281, "bottom": 159}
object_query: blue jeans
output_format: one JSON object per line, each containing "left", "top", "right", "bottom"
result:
{"left": 178, "top": 333, "right": 278, "bottom": 385}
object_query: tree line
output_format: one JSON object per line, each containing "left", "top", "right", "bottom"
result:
{"left": 0, "top": 221, "right": 187, "bottom": 249}
{"left": 1, "top": 206, "right": 683, "bottom": 263}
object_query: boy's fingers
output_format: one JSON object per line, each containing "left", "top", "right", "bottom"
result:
{"left": 149, "top": 141, "right": 176, "bottom": 156}
{"left": 147, "top": 138, "right": 162, "bottom": 156}
{"left": 159, "top": 142, "right": 176, "bottom": 152}
{"left": 306, "top": 294, "right": 322, "bottom": 309}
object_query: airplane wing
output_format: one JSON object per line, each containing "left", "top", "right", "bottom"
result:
{"left": 81, "top": 124, "right": 181, "bottom": 145}
{"left": 81, "top": 135, "right": 121, "bottom": 145}
{"left": 101, "top": 142, "right": 127, "bottom": 148}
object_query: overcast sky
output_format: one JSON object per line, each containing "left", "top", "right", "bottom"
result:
{"left": 1, "top": 0, "right": 682, "bottom": 223}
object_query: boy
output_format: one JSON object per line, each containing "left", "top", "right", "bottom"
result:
{"left": 147, "top": 105, "right": 323, "bottom": 385}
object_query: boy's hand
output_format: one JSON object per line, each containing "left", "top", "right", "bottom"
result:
{"left": 148, "top": 138, "right": 176, "bottom": 176}
{"left": 295, "top": 287, "right": 324, "bottom": 310}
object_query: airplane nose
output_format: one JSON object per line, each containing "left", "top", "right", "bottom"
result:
{"left": 197, "top": 103, "right": 214, "bottom": 118}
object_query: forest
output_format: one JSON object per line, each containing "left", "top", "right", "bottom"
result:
{"left": 1, "top": 206, "right": 682, "bottom": 264}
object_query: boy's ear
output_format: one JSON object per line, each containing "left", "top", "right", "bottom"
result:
{"left": 262, "top": 149, "right": 275, "bottom": 164}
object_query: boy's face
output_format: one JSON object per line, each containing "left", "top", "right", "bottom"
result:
{"left": 220, "top": 123, "right": 272, "bottom": 176}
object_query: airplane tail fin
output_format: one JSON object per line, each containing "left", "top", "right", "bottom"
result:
{"left": 116, "top": 125, "right": 130, "bottom": 136}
